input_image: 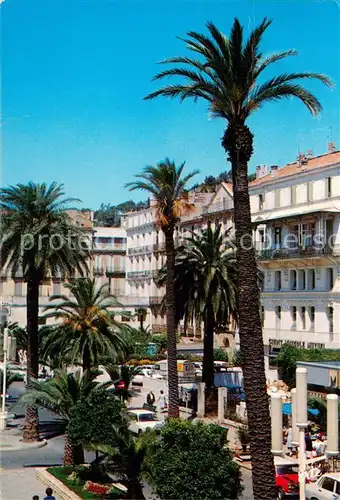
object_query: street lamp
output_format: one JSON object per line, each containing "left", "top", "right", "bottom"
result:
{"left": 296, "top": 367, "right": 308, "bottom": 500}
{"left": 0, "top": 327, "right": 9, "bottom": 431}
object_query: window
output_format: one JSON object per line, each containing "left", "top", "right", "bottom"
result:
{"left": 327, "top": 268, "right": 334, "bottom": 290}
{"left": 274, "top": 271, "right": 281, "bottom": 291}
{"left": 309, "top": 306, "right": 315, "bottom": 332}
{"left": 121, "top": 315, "right": 131, "bottom": 322}
{"left": 321, "top": 477, "right": 335, "bottom": 492}
{"left": 14, "top": 281, "right": 23, "bottom": 296}
{"left": 336, "top": 480, "right": 340, "bottom": 495}
{"left": 307, "top": 269, "right": 315, "bottom": 290}
{"left": 328, "top": 307, "right": 334, "bottom": 333}
{"left": 290, "top": 270, "right": 297, "bottom": 290}
{"left": 326, "top": 177, "right": 332, "bottom": 198}
{"left": 298, "top": 270, "right": 306, "bottom": 290}
{"left": 291, "top": 306, "right": 297, "bottom": 330}
{"left": 301, "top": 306, "right": 306, "bottom": 330}
{"left": 274, "top": 227, "right": 282, "bottom": 247}
{"left": 259, "top": 194, "right": 264, "bottom": 211}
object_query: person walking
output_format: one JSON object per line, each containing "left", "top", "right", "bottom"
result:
{"left": 146, "top": 391, "right": 155, "bottom": 407}
{"left": 305, "top": 431, "right": 313, "bottom": 459}
{"left": 157, "top": 390, "right": 167, "bottom": 413}
{"left": 286, "top": 426, "right": 293, "bottom": 456}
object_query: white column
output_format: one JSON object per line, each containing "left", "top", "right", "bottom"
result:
{"left": 326, "top": 394, "right": 339, "bottom": 456}
{"left": 291, "top": 389, "right": 299, "bottom": 445}
{"left": 271, "top": 394, "right": 283, "bottom": 456}
{"left": 218, "top": 387, "right": 227, "bottom": 424}
{"left": 197, "top": 382, "right": 205, "bottom": 417}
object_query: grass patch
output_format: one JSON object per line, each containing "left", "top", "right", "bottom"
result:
{"left": 47, "top": 466, "right": 122, "bottom": 499}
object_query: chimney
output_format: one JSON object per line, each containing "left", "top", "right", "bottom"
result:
{"left": 306, "top": 149, "right": 313, "bottom": 159}
{"left": 256, "top": 165, "right": 261, "bottom": 179}
{"left": 271, "top": 165, "right": 279, "bottom": 177}
{"left": 328, "top": 141, "right": 336, "bottom": 154}
{"left": 297, "top": 152, "right": 308, "bottom": 167}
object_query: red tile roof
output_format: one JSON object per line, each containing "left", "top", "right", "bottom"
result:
{"left": 249, "top": 150, "right": 340, "bottom": 187}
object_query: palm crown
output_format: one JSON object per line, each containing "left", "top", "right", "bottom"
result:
{"left": 126, "top": 158, "right": 199, "bottom": 231}
{"left": 0, "top": 182, "right": 89, "bottom": 280}
{"left": 43, "top": 277, "right": 127, "bottom": 370}
{"left": 145, "top": 18, "right": 333, "bottom": 124}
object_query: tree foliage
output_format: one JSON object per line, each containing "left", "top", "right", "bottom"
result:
{"left": 146, "top": 419, "right": 243, "bottom": 500}
{"left": 277, "top": 345, "right": 340, "bottom": 388}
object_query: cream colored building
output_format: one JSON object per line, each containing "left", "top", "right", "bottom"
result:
{"left": 0, "top": 210, "right": 128, "bottom": 327}
{"left": 251, "top": 143, "right": 340, "bottom": 373}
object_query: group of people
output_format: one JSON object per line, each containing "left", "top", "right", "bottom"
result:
{"left": 146, "top": 390, "right": 167, "bottom": 412}
{"left": 284, "top": 426, "right": 326, "bottom": 458}
{"left": 32, "top": 487, "right": 56, "bottom": 500}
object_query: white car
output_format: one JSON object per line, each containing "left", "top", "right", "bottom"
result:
{"left": 127, "top": 409, "right": 164, "bottom": 435}
{"left": 306, "top": 472, "right": 340, "bottom": 500}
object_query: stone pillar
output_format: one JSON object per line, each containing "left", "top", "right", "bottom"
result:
{"left": 271, "top": 394, "right": 284, "bottom": 456}
{"left": 291, "top": 389, "right": 299, "bottom": 445}
{"left": 218, "top": 387, "right": 227, "bottom": 424}
{"left": 197, "top": 382, "right": 205, "bottom": 417}
{"left": 326, "top": 394, "right": 339, "bottom": 456}
{"left": 296, "top": 368, "right": 308, "bottom": 427}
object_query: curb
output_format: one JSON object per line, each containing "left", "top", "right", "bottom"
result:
{"left": 0, "top": 438, "right": 47, "bottom": 452}
{"left": 36, "top": 467, "right": 81, "bottom": 500}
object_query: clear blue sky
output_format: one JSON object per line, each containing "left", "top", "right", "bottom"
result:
{"left": 1, "top": 0, "right": 340, "bottom": 209}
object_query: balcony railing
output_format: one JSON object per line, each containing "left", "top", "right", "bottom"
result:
{"left": 153, "top": 242, "right": 166, "bottom": 253}
{"left": 127, "top": 270, "right": 158, "bottom": 281}
{"left": 106, "top": 268, "right": 125, "bottom": 276}
{"left": 128, "top": 245, "right": 153, "bottom": 256}
{"left": 202, "top": 198, "right": 234, "bottom": 215}
{"left": 93, "top": 267, "right": 104, "bottom": 276}
{"left": 256, "top": 245, "right": 333, "bottom": 260}
{"left": 92, "top": 243, "right": 126, "bottom": 253}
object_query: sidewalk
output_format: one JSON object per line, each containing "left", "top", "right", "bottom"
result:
{"left": 0, "top": 426, "right": 47, "bottom": 452}
{"left": 1, "top": 467, "right": 47, "bottom": 500}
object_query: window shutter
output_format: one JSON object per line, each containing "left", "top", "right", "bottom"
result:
{"left": 291, "top": 186, "right": 297, "bottom": 205}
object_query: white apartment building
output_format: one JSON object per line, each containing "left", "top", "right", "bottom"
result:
{"left": 250, "top": 143, "right": 340, "bottom": 373}
{"left": 0, "top": 210, "right": 128, "bottom": 326}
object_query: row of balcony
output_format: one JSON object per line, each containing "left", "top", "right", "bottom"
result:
{"left": 127, "top": 243, "right": 166, "bottom": 256}
{"left": 255, "top": 244, "right": 334, "bottom": 261}
{"left": 92, "top": 243, "right": 126, "bottom": 253}
{"left": 93, "top": 267, "right": 125, "bottom": 276}
{"left": 126, "top": 270, "right": 159, "bottom": 281}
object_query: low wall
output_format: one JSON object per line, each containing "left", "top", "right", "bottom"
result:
{"left": 36, "top": 468, "right": 81, "bottom": 500}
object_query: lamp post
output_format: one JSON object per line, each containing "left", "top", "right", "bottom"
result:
{"left": 0, "top": 327, "right": 9, "bottom": 431}
{"left": 296, "top": 367, "right": 308, "bottom": 500}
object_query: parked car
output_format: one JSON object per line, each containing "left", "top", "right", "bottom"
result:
{"left": 274, "top": 457, "right": 299, "bottom": 499}
{"left": 306, "top": 472, "right": 340, "bottom": 500}
{"left": 127, "top": 409, "right": 164, "bottom": 435}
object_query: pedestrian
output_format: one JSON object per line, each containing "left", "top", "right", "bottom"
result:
{"left": 157, "top": 390, "right": 167, "bottom": 412}
{"left": 44, "top": 487, "right": 56, "bottom": 500}
{"left": 305, "top": 431, "right": 313, "bottom": 459}
{"left": 32, "top": 496, "right": 39, "bottom": 500}
{"left": 146, "top": 391, "right": 155, "bottom": 407}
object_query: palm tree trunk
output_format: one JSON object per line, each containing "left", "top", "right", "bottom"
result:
{"left": 82, "top": 344, "right": 91, "bottom": 372}
{"left": 165, "top": 228, "right": 179, "bottom": 418}
{"left": 127, "top": 481, "right": 145, "bottom": 500}
{"left": 23, "top": 276, "right": 40, "bottom": 442}
{"left": 203, "top": 304, "right": 215, "bottom": 389}
{"left": 63, "top": 434, "right": 84, "bottom": 466}
{"left": 222, "top": 124, "right": 276, "bottom": 500}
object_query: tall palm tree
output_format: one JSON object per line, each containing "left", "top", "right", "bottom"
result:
{"left": 144, "top": 19, "right": 332, "bottom": 497}
{"left": 0, "top": 182, "right": 89, "bottom": 442}
{"left": 20, "top": 369, "right": 104, "bottom": 465}
{"left": 126, "top": 159, "right": 198, "bottom": 418}
{"left": 43, "top": 277, "right": 127, "bottom": 371}
{"left": 158, "top": 225, "right": 237, "bottom": 388}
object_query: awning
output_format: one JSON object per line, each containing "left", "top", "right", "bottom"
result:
{"left": 282, "top": 402, "right": 319, "bottom": 416}
{"left": 253, "top": 208, "right": 340, "bottom": 225}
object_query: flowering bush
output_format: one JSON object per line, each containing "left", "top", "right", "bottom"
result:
{"left": 83, "top": 480, "right": 111, "bottom": 494}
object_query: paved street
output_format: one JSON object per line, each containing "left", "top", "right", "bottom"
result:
{"left": 1, "top": 380, "right": 254, "bottom": 499}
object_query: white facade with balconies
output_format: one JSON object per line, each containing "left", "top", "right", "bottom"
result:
{"left": 251, "top": 143, "right": 340, "bottom": 373}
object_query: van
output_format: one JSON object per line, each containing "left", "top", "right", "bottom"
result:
{"left": 154, "top": 360, "right": 195, "bottom": 377}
